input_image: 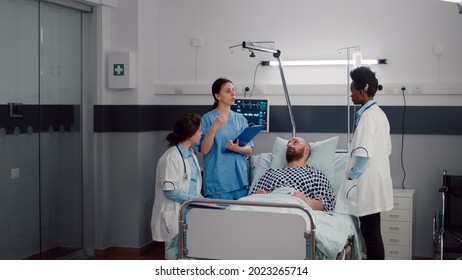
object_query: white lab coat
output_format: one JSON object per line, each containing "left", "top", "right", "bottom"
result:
{"left": 335, "top": 105, "right": 393, "bottom": 217}
{"left": 150, "top": 145, "right": 202, "bottom": 242}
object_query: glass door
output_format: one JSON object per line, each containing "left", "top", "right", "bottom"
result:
{"left": 38, "top": 1, "right": 83, "bottom": 259}
{"left": 0, "top": 0, "right": 41, "bottom": 260}
{"left": 0, "top": 0, "right": 85, "bottom": 259}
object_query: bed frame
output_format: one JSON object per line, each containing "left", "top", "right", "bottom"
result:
{"left": 178, "top": 199, "right": 354, "bottom": 260}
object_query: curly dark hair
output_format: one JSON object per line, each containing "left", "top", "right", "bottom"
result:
{"left": 350, "top": 66, "right": 383, "bottom": 98}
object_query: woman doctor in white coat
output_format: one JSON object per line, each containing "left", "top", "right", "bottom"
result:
{"left": 151, "top": 113, "right": 203, "bottom": 256}
{"left": 335, "top": 66, "right": 393, "bottom": 260}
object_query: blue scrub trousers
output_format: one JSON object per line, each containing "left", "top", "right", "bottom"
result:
{"left": 211, "top": 186, "right": 248, "bottom": 200}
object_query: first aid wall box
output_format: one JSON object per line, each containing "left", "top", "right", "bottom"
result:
{"left": 107, "top": 52, "right": 136, "bottom": 89}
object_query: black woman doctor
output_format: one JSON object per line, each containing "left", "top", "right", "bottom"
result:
{"left": 150, "top": 113, "right": 203, "bottom": 244}
{"left": 335, "top": 66, "right": 393, "bottom": 260}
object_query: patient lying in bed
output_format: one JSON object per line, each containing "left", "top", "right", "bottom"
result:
{"left": 168, "top": 136, "right": 360, "bottom": 259}
{"left": 250, "top": 137, "right": 336, "bottom": 212}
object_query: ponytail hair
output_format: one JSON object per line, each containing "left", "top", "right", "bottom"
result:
{"left": 166, "top": 113, "right": 201, "bottom": 147}
{"left": 210, "top": 77, "right": 233, "bottom": 110}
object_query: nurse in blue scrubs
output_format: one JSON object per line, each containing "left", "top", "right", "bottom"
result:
{"left": 200, "top": 78, "right": 253, "bottom": 200}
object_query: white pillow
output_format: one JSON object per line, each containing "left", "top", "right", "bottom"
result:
{"left": 248, "top": 153, "right": 272, "bottom": 194}
{"left": 269, "top": 136, "right": 339, "bottom": 185}
{"left": 332, "top": 152, "right": 349, "bottom": 197}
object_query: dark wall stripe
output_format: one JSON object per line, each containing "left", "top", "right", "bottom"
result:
{"left": 93, "top": 105, "right": 211, "bottom": 132}
{"left": 93, "top": 105, "right": 462, "bottom": 135}
{"left": 6, "top": 104, "right": 459, "bottom": 136}
{"left": 0, "top": 104, "right": 80, "bottom": 135}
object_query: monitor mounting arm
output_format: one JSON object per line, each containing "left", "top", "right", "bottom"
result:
{"left": 241, "top": 41, "right": 296, "bottom": 137}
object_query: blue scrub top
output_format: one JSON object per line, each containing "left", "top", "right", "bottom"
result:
{"left": 200, "top": 110, "right": 252, "bottom": 197}
{"left": 163, "top": 144, "right": 201, "bottom": 204}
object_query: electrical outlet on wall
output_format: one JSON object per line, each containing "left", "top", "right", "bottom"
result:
{"left": 399, "top": 85, "right": 409, "bottom": 95}
{"left": 433, "top": 44, "right": 444, "bottom": 55}
{"left": 411, "top": 84, "right": 422, "bottom": 94}
{"left": 241, "top": 86, "right": 251, "bottom": 96}
{"left": 191, "top": 37, "right": 203, "bottom": 47}
{"left": 241, "top": 85, "right": 265, "bottom": 95}
{"left": 383, "top": 85, "right": 394, "bottom": 94}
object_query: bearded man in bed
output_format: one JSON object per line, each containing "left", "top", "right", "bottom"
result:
{"left": 250, "top": 137, "right": 336, "bottom": 212}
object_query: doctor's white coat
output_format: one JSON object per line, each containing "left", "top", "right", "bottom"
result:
{"left": 150, "top": 145, "right": 202, "bottom": 242}
{"left": 335, "top": 105, "right": 393, "bottom": 217}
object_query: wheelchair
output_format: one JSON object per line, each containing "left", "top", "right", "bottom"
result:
{"left": 433, "top": 170, "right": 462, "bottom": 260}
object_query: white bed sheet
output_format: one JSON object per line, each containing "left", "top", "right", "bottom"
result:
{"left": 169, "top": 187, "right": 362, "bottom": 260}
{"left": 228, "top": 187, "right": 362, "bottom": 260}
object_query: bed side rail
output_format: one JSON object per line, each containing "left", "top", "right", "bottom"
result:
{"left": 179, "top": 198, "right": 317, "bottom": 260}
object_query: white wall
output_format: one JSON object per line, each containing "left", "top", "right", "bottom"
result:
{"left": 152, "top": 0, "right": 462, "bottom": 106}
{"left": 93, "top": 0, "right": 462, "bottom": 257}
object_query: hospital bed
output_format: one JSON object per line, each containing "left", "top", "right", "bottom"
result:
{"left": 171, "top": 136, "right": 363, "bottom": 260}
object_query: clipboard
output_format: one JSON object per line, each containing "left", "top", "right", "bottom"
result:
{"left": 224, "top": 125, "right": 263, "bottom": 153}
{"left": 235, "top": 125, "right": 263, "bottom": 146}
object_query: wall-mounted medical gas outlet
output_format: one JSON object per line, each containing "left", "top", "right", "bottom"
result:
{"left": 107, "top": 52, "right": 137, "bottom": 89}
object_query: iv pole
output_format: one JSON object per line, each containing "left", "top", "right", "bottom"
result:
{"left": 337, "top": 45, "right": 360, "bottom": 150}
{"left": 241, "top": 41, "right": 296, "bottom": 138}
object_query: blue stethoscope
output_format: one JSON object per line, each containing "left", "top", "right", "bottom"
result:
{"left": 353, "top": 101, "right": 377, "bottom": 130}
{"left": 176, "top": 145, "right": 198, "bottom": 180}
{"left": 349, "top": 101, "right": 377, "bottom": 148}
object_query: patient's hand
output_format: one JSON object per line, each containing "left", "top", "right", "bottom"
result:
{"left": 291, "top": 192, "right": 324, "bottom": 211}
{"left": 291, "top": 191, "right": 306, "bottom": 199}
{"left": 255, "top": 189, "right": 268, "bottom": 194}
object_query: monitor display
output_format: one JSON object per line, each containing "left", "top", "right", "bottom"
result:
{"left": 231, "top": 98, "right": 269, "bottom": 132}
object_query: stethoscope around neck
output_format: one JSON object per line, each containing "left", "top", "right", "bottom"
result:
{"left": 176, "top": 145, "right": 197, "bottom": 180}
{"left": 349, "top": 101, "right": 377, "bottom": 148}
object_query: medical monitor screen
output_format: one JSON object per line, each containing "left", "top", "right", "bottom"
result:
{"left": 231, "top": 98, "right": 269, "bottom": 132}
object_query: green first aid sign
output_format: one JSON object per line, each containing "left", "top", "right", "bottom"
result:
{"left": 113, "top": 64, "right": 125, "bottom": 76}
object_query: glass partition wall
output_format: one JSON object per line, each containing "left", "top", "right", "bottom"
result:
{"left": 0, "top": 0, "right": 86, "bottom": 259}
